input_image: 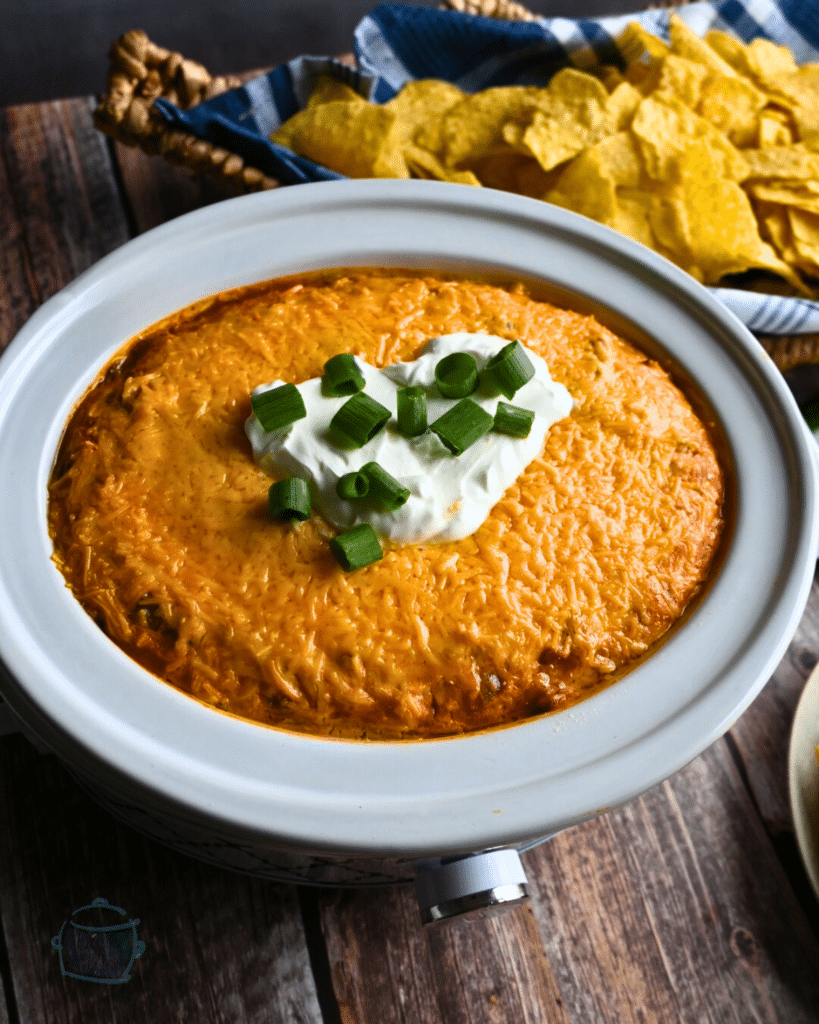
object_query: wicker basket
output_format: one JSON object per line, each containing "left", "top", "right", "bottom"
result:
{"left": 92, "top": 0, "right": 819, "bottom": 370}
{"left": 92, "top": 0, "right": 541, "bottom": 195}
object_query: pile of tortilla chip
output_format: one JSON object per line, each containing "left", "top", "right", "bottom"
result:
{"left": 271, "top": 14, "right": 819, "bottom": 294}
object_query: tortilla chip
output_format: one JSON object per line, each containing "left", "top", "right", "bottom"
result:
{"left": 605, "top": 81, "right": 643, "bottom": 130}
{"left": 304, "top": 76, "right": 363, "bottom": 109}
{"left": 787, "top": 208, "right": 819, "bottom": 273}
{"left": 630, "top": 92, "right": 748, "bottom": 182}
{"left": 545, "top": 132, "right": 645, "bottom": 232}
{"left": 742, "top": 145, "right": 819, "bottom": 180}
{"left": 417, "top": 86, "right": 546, "bottom": 167}
{"left": 648, "top": 54, "right": 708, "bottom": 108}
{"left": 470, "top": 151, "right": 535, "bottom": 192}
{"left": 705, "top": 30, "right": 798, "bottom": 85}
{"left": 270, "top": 96, "right": 404, "bottom": 179}
{"left": 595, "top": 65, "right": 627, "bottom": 92}
{"left": 660, "top": 141, "right": 806, "bottom": 285}
{"left": 696, "top": 74, "right": 766, "bottom": 147}
{"left": 404, "top": 145, "right": 481, "bottom": 185}
{"left": 385, "top": 79, "right": 465, "bottom": 146}
{"left": 668, "top": 13, "right": 738, "bottom": 78}
{"left": 747, "top": 181, "right": 819, "bottom": 215}
{"left": 757, "top": 112, "right": 794, "bottom": 147}
{"left": 618, "top": 22, "right": 671, "bottom": 89}
{"left": 753, "top": 198, "right": 802, "bottom": 266}
{"left": 764, "top": 66, "right": 819, "bottom": 147}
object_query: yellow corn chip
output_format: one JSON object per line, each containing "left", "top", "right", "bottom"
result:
{"left": 403, "top": 145, "right": 480, "bottom": 185}
{"left": 668, "top": 13, "right": 738, "bottom": 77}
{"left": 648, "top": 54, "right": 709, "bottom": 108}
{"left": 696, "top": 74, "right": 766, "bottom": 147}
{"left": 270, "top": 97, "right": 404, "bottom": 179}
{"left": 618, "top": 22, "right": 671, "bottom": 89}
{"left": 595, "top": 65, "right": 627, "bottom": 92}
{"left": 705, "top": 30, "right": 798, "bottom": 85}
{"left": 742, "top": 145, "right": 819, "bottom": 179}
{"left": 785, "top": 208, "right": 819, "bottom": 275}
{"left": 417, "top": 86, "right": 545, "bottom": 167}
{"left": 659, "top": 141, "right": 805, "bottom": 285}
{"left": 605, "top": 81, "right": 643, "bottom": 130}
{"left": 747, "top": 181, "right": 819, "bottom": 215}
{"left": 753, "top": 198, "right": 802, "bottom": 266}
{"left": 385, "top": 79, "right": 464, "bottom": 145}
{"left": 469, "top": 151, "right": 535, "bottom": 192}
{"left": 764, "top": 66, "right": 819, "bottom": 147}
{"left": 545, "top": 132, "right": 645, "bottom": 233}
{"left": 630, "top": 92, "right": 748, "bottom": 181}
{"left": 304, "top": 76, "right": 363, "bottom": 109}
{"left": 757, "top": 111, "right": 794, "bottom": 147}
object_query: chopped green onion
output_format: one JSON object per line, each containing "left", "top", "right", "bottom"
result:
{"left": 268, "top": 477, "right": 311, "bottom": 522}
{"left": 324, "top": 353, "right": 365, "bottom": 396}
{"left": 482, "top": 341, "right": 535, "bottom": 399}
{"left": 251, "top": 383, "right": 307, "bottom": 432}
{"left": 494, "top": 401, "right": 535, "bottom": 438}
{"left": 329, "top": 523, "right": 383, "bottom": 571}
{"left": 336, "top": 471, "right": 369, "bottom": 501}
{"left": 397, "top": 386, "right": 427, "bottom": 437}
{"left": 435, "top": 352, "right": 478, "bottom": 399}
{"left": 362, "top": 462, "right": 410, "bottom": 512}
{"left": 330, "top": 392, "right": 391, "bottom": 448}
{"left": 430, "top": 398, "right": 494, "bottom": 455}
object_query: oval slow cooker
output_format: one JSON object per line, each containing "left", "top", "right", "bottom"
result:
{"left": 0, "top": 180, "right": 815, "bottom": 920}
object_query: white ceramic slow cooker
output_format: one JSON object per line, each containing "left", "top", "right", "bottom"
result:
{"left": 0, "top": 181, "right": 816, "bottom": 919}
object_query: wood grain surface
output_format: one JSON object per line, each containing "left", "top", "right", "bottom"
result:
{"left": 1, "top": 94, "right": 818, "bottom": 1024}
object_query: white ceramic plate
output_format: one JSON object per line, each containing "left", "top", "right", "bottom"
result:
{"left": 789, "top": 660, "right": 819, "bottom": 901}
{"left": 0, "top": 179, "right": 816, "bottom": 858}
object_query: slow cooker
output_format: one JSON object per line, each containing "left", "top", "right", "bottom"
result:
{"left": 0, "top": 180, "right": 815, "bottom": 923}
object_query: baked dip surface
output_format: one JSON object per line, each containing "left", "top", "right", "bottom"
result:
{"left": 48, "top": 270, "right": 725, "bottom": 740}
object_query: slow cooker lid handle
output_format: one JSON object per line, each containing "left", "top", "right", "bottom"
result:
{"left": 413, "top": 848, "right": 529, "bottom": 926}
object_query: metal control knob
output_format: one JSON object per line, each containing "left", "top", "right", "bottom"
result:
{"left": 413, "top": 848, "right": 529, "bottom": 925}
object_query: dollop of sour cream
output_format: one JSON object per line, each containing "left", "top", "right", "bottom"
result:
{"left": 246, "top": 334, "right": 573, "bottom": 544}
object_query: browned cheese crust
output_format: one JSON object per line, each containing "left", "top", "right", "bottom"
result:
{"left": 48, "top": 271, "right": 725, "bottom": 739}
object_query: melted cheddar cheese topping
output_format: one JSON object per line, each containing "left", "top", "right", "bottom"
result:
{"left": 48, "top": 271, "right": 725, "bottom": 739}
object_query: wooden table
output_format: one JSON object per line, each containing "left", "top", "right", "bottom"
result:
{"left": 1, "top": 93, "right": 819, "bottom": 1024}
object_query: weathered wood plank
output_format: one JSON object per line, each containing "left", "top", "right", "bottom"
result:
{"left": 728, "top": 569, "right": 819, "bottom": 834}
{"left": 0, "top": 735, "right": 324, "bottom": 1024}
{"left": 0, "top": 128, "right": 38, "bottom": 351}
{"left": 0, "top": 99, "right": 129, "bottom": 305}
{"left": 525, "top": 738, "right": 819, "bottom": 1024}
{"left": 113, "top": 140, "right": 236, "bottom": 236}
{"left": 318, "top": 882, "right": 569, "bottom": 1024}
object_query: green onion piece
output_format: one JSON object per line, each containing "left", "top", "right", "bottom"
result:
{"left": 329, "top": 523, "right": 383, "bottom": 571}
{"left": 430, "top": 398, "right": 494, "bottom": 455}
{"left": 268, "top": 477, "right": 311, "bottom": 522}
{"left": 494, "top": 401, "right": 535, "bottom": 438}
{"left": 251, "top": 383, "right": 307, "bottom": 432}
{"left": 482, "top": 341, "right": 535, "bottom": 399}
{"left": 397, "top": 386, "right": 427, "bottom": 437}
{"left": 330, "top": 392, "right": 391, "bottom": 448}
{"left": 362, "top": 462, "right": 410, "bottom": 512}
{"left": 324, "top": 353, "right": 366, "bottom": 396}
{"left": 435, "top": 352, "right": 479, "bottom": 399}
{"left": 336, "top": 471, "right": 369, "bottom": 501}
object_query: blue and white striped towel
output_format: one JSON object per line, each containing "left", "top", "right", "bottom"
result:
{"left": 155, "top": 0, "right": 819, "bottom": 336}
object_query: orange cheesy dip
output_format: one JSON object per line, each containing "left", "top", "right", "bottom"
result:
{"left": 48, "top": 270, "right": 725, "bottom": 740}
